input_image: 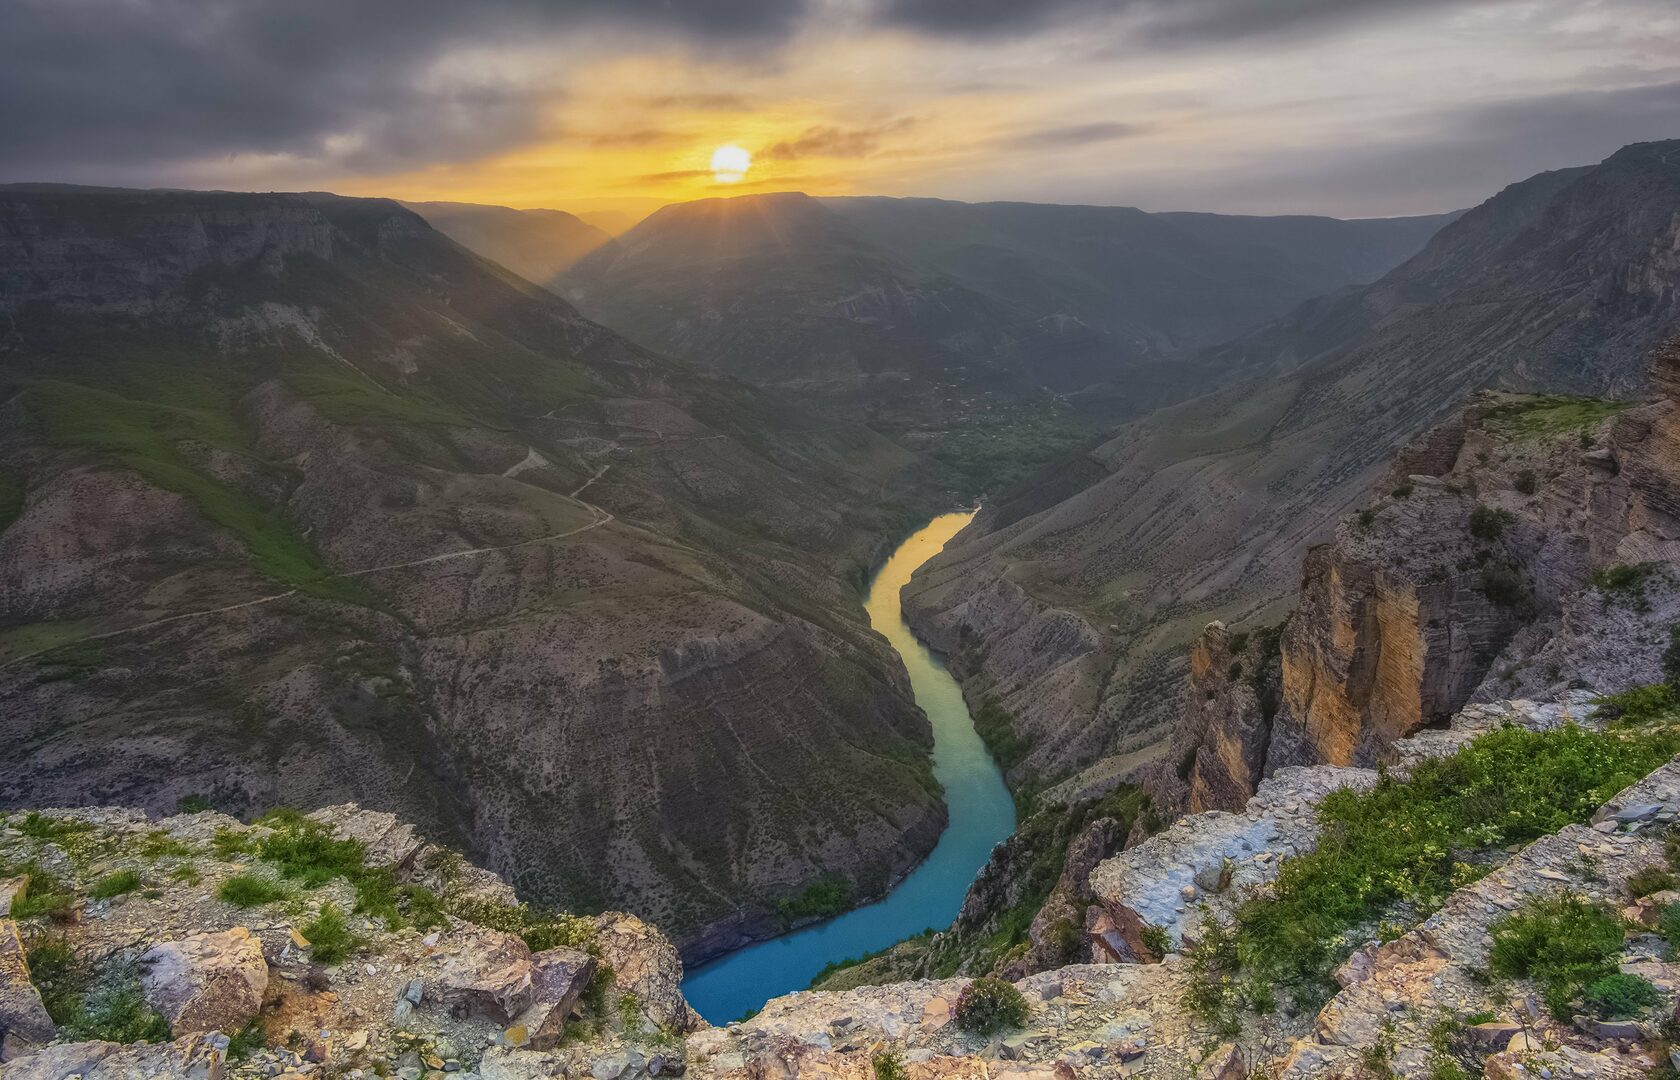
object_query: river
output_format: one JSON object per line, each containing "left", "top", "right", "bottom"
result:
{"left": 681, "top": 510, "right": 1017, "bottom": 1024}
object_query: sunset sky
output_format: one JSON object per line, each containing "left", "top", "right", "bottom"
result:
{"left": 5, "top": 0, "right": 1678, "bottom": 221}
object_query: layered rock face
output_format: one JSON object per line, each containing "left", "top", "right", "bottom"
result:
{"left": 904, "top": 139, "right": 1680, "bottom": 803}
{"left": 0, "top": 186, "right": 946, "bottom": 955}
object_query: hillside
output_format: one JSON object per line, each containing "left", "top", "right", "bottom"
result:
{"left": 902, "top": 140, "right": 1680, "bottom": 802}
{"left": 0, "top": 185, "right": 951, "bottom": 960}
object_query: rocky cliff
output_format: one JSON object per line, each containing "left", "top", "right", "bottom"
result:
{"left": 7, "top": 684, "right": 1678, "bottom": 1080}
{"left": 0, "top": 185, "right": 948, "bottom": 959}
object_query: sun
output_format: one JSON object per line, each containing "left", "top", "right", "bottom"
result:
{"left": 710, "top": 144, "right": 752, "bottom": 184}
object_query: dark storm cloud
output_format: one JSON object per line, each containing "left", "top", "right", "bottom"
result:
{"left": 1013, "top": 122, "right": 1144, "bottom": 148}
{"left": 878, "top": 0, "right": 1480, "bottom": 42}
{"left": 0, "top": 0, "right": 806, "bottom": 182}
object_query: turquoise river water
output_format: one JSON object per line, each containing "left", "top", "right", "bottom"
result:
{"left": 681, "top": 511, "right": 1017, "bottom": 1024}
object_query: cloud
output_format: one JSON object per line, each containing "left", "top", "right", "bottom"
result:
{"left": 760, "top": 119, "right": 916, "bottom": 161}
{"left": 1012, "top": 121, "right": 1145, "bottom": 149}
{"left": 644, "top": 92, "right": 757, "bottom": 110}
{"left": 0, "top": 0, "right": 807, "bottom": 184}
{"left": 876, "top": 0, "right": 1486, "bottom": 43}
{"left": 1032, "top": 77, "right": 1680, "bottom": 217}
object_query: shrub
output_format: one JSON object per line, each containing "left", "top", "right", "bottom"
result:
{"left": 301, "top": 903, "right": 356, "bottom": 964}
{"left": 448, "top": 898, "right": 597, "bottom": 954}
{"left": 216, "top": 874, "right": 287, "bottom": 908}
{"left": 1514, "top": 470, "right": 1537, "bottom": 495}
{"left": 1627, "top": 865, "right": 1679, "bottom": 898}
{"left": 777, "top": 874, "right": 851, "bottom": 925}
{"left": 954, "top": 976, "right": 1030, "bottom": 1036}
{"left": 1591, "top": 562, "right": 1659, "bottom": 605}
{"left": 1480, "top": 563, "right": 1528, "bottom": 607}
{"left": 1659, "top": 903, "right": 1680, "bottom": 949}
{"left": 1488, "top": 893, "right": 1624, "bottom": 1018}
{"left": 1583, "top": 973, "right": 1660, "bottom": 1019}
{"left": 1392, "top": 482, "right": 1413, "bottom": 499}
{"left": 1469, "top": 505, "right": 1512, "bottom": 542}
{"left": 176, "top": 794, "right": 214, "bottom": 814}
{"left": 1594, "top": 683, "right": 1679, "bottom": 726}
{"left": 90, "top": 870, "right": 141, "bottom": 900}
{"left": 1139, "top": 923, "right": 1173, "bottom": 958}
{"left": 1181, "top": 913, "right": 1243, "bottom": 1037}
{"left": 873, "top": 1048, "right": 908, "bottom": 1080}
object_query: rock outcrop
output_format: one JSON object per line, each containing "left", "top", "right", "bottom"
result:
{"left": 139, "top": 928, "right": 268, "bottom": 1036}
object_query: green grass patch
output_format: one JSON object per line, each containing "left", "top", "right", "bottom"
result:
{"left": 1482, "top": 395, "right": 1632, "bottom": 441}
{"left": 1184, "top": 722, "right": 1678, "bottom": 1021}
{"left": 10, "top": 865, "right": 77, "bottom": 922}
{"left": 0, "top": 621, "right": 97, "bottom": 661}
{"left": 211, "top": 827, "right": 257, "bottom": 859}
{"left": 282, "top": 359, "right": 474, "bottom": 431}
{"left": 256, "top": 818, "right": 366, "bottom": 886}
{"left": 301, "top": 902, "right": 358, "bottom": 964}
{"left": 216, "top": 874, "right": 289, "bottom": 908}
{"left": 89, "top": 870, "right": 141, "bottom": 900}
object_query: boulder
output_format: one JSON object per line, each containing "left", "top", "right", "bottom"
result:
{"left": 515, "top": 946, "right": 596, "bottom": 1051}
{"left": 306, "top": 804, "right": 423, "bottom": 871}
{"left": 140, "top": 927, "right": 268, "bottom": 1035}
{"left": 591, "top": 912, "right": 702, "bottom": 1032}
{"left": 0, "top": 919, "right": 55, "bottom": 1051}
{"left": 1, "top": 1033, "right": 227, "bottom": 1079}
{"left": 424, "top": 925, "right": 536, "bottom": 1023}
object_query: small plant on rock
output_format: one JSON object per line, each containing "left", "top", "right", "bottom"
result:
{"left": 1468, "top": 505, "right": 1512, "bottom": 542}
{"left": 1514, "top": 470, "right": 1537, "bottom": 495}
{"left": 872, "top": 1047, "right": 908, "bottom": 1080}
{"left": 1139, "top": 922, "right": 1173, "bottom": 958}
{"left": 954, "top": 976, "right": 1030, "bottom": 1036}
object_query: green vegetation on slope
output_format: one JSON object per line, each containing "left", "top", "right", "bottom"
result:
{"left": 1183, "top": 721, "right": 1679, "bottom": 1029}
{"left": 0, "top": 466, "right": 22, "bottom": 534}
{"left": 1482, "top": 394, "right": 1631, "bottom": 441}
{"left": 22, "top": 377, "right": 365, "bottom": 603}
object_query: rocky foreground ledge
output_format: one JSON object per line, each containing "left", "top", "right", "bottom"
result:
{"left": 3, "top": 692, "right": 1680, "bottom": 1080}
